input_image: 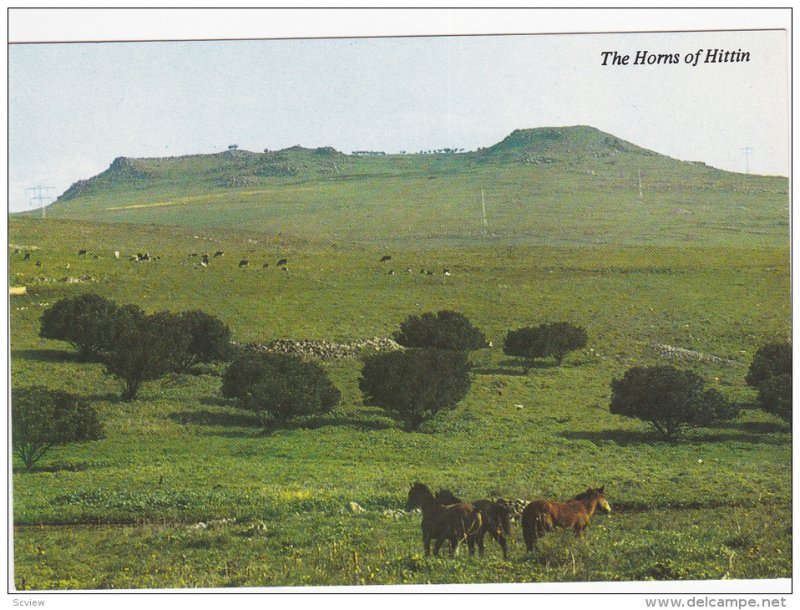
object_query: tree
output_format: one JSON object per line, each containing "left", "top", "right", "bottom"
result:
{"left": 102, "top": 309, "right": 190, "bottom": 400}
{"left": 393, "top": 310, "right": 488, "bottom": 352}
{"left": 176, "top": 310, "right": 232, "bottom": 370}
{"left": 609, "top": 366, "right": 738, "bottom": 438}
{"left": 757, "top": 373, "right": 791, "bottom": 427}
{"left": 221, "top": 352, "right": 340, "bottom": 426}
{"left": 39, "top": 293, "right": 119, "bottom": 360}
{"left": 503, "top": 322, "right": 588, "bottom": 369}
{"left": 745, "top": 343, "right": 791, "bottom": 388}
{"left": 359, "top": 349, "right": 472, "bottom": 431}
{"left": 12, "top": 386, "right": 103, "bottom": 471}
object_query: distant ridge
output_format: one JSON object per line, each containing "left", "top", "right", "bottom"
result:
{"left": 475, "top": 125, "right": 659, "bottom": 163}
{"left": 54, "top": 125, "right": 683, "bottom": 204}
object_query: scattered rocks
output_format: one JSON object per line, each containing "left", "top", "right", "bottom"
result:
{"left": 347, "top": 501, "right": 366, "bottom": 514}
{"left": 233, "top": 337, "right": 403, "bottom": 360}
{"left": 651, "top": 343, "right": 743, "bottom": 366}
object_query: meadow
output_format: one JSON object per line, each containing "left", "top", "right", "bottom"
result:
{"left": 9, "top": 213, "right": 791, "bottom": 589}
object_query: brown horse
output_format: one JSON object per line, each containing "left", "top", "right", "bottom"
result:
{"left": 521, "top": 486, "right": 611, "bottom": 553}
{"left": 435, "top": 489, "right": 512, "bottom": 559}
{"left": 405, "top": 482, "right": 483, "bottom": 557}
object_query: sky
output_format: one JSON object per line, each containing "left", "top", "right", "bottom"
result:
{"left": 8, "top": 28, "right": 789, "bottom": 213}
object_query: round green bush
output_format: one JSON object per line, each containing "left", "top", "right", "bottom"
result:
{"left": 746, "top": 343, "right": 791, "bottom": 389}
{"left": 757, "top": 373, "right": 791, "bottom": 426}
{"left": 359, "top": 348, "right": 472, "bottom": 431}
{"left": 221, "top": 352, "right": 340, "bottom": 425}
{"left": 12, "top": 386, "right": 104, "bottom": 471}
{"left": 393, "top": 310, "right": 488, "bottom": 351}
{"left": 102, "top": 309, "right": 190, "bottom": 401}
{"left": 610, "top": 365, "right": 737, "bottom": 437}
{"left": 504, "top": 322, "right": 588, "bottom": 367}
{"left": 39, "top": 293, "right": 120, "bottom": 361}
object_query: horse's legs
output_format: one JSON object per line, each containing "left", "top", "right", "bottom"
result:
{"left": 423, "top": 533, "right": 432, "bottom": 556}
{"left": 467, "top": 535, "right": 476, "bottom": 556}
{"left": 476, "top": 530, "right": 486, "bottom": 557}
{"left": 433, "top": 537, "right": 445, "bottom": 557}
{"left": 497, "top": 534, "right": 508, "bottom": 560}
{"left": 449, "top": 536, "right": 459, "bottom": 558}
{"left": 522, "top": 520, "right": 535, "bottom": 554}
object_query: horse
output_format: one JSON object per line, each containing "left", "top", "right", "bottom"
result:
{"left": 521, "top": 486, "right": 611, "bottom": 553}
{"left": 405, "top": 482, "right": 482, "bottom": 557}
{"left": 435, "top": 489, "right": 512, "bottom": 559}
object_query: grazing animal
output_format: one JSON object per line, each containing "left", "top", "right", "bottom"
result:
{"left": 262, "top": 262, "right": 269, "bottom": 268}
{"left": 435, "top": 489, "right": 512, "bottom": 559}
{"left": 137, "top": 252, "right": 150, "bottom": 262}
{"left": 113, "top": 251, "right": 120, "bottom": 259}
{"left": 405, "top": 482, "right": 482, "bottom": 557}
{"left": 277, "top": 258, "right": 288, "bottom": 267}
{"left": 213, "top": 251, "right": 224, "bottom": 257}
{"left": 388, "top": 270, "right": 395, "bottom": 276}
{"left": 239, "top": 259, "right": 249, "bottom": 268}
{"left": 201, "top": 254, "right": 210, "bottom": 264}
{"left": 200, "top": 261, "right": 208, "bottom": 268}
{"left": 444, "top": 268, "right": 452, "bottom": 276}
{"left": 13, "top": 248, "right": 20, "bottom": 254}
{"left": 23, "top": 252, "right": 31, "bottom": 261}
{"left": 34, "top": 261, "right": 41, "bottom": 267}
{"left": 380, "top": 255, "right": 392, "bottom": 263}
{"left": 521, "top": 486, "right": 610, "bottom": 553}
{"left": 78, "top": 249, "right": 87, "bottom": 255}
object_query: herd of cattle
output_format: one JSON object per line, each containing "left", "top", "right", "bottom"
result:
{"left": 12, "top": 248, "right": 454, "bottom": 276}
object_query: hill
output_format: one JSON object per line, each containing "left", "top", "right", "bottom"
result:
{"left": 31, "top": 126, "right": 789, "bottom": 248}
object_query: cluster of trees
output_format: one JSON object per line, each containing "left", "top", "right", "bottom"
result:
{"left": 39, "top": 293, "right": 231, "bottom": 400}
{"left": 16, "top": 293, "right": 791, "bottom": 468}
{"left": 609, "top": 341, "right": 792, "bottom": 438}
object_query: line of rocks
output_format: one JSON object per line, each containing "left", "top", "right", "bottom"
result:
{"left": 651, "top": 343, "right": 744, "bottom": 367}
{"left": 233, "top": 337, "right": 403, "bottom": 360}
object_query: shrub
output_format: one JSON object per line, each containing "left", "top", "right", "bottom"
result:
{"left": 39, "top": 293, "right": 119, "bottom": 360}
{"left": 504, "top": 322, "right": 588, "bottom": 368}
{"left": 12, "top": 386, "right": 104, "bottom": 470}
{"left": 221, "top": 352, "right": 340, "bottom": 425}
{"left": 393, "top": 310, "right": 488, "bottom": 351}
{"left": 609, "top": 365, "right": 737, "bottom": 438}
{"left": 177, "top": 310, "right": 232, "bottom": 370}
{"left": 102, "top": 309, "right": 190, "bottom": 400}
{"left": 745, "top": 343, "right": 791, "bottom": 388}
{"left": 757, "top": 373, "right": 791, "bottom": 426}
{"left": 359, "top": 349, "right": 471, "bottom": 431}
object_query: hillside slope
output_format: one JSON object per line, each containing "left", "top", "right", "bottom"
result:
{"left": 34, "top": 126, "right": 789, "bottom": 248}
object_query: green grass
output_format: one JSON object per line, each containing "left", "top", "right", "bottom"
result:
{"left": 9, "top": 215, "right": 791, "bottom": 589}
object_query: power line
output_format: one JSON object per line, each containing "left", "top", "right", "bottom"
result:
{"left": 26, "top": 184, "right": 55, "bottom": 218}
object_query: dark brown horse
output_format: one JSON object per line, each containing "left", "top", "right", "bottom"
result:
{"left": 405, "top": 482, "right": 482, "bottom": 557}
{"left": 521, "top": 486, "right": 611, "bottom": 553}
{"left": 435, "top": 489, "right": 512, "bottom": 559}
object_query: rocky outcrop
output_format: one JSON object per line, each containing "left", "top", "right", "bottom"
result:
{"left": 233, "top": 337, "right": 403, "bottom": 360}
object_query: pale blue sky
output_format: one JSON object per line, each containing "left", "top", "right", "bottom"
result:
{"left": 9, "top": 30, "right": 789, "bottom": 212}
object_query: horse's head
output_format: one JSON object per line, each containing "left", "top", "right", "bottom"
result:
{"left": 594, "top": 485, "right": 611, "bottom": 514}
{"left": 575, "top": 485, "right": 611, "bottom": 514}
{"left": 405, "top": 482, "right": 433, "bottom": 511}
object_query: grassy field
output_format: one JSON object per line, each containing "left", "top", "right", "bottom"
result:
{"left": 9, "top": 213, "right": 790, "bottom": 590}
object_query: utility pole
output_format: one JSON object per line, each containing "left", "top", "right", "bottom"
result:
{"left": 741, "top": 147, "right": 754, "bottom": 174}
{"left": 480, "top": 188, "right": 489, "bottom": 237}
{"left": 26, "top": 184, "right": 55, "bottom": 218}
{"left": 638, "top": 169, "right": 643, "bottom": 200}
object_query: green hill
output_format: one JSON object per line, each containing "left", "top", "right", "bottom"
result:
{"left": 33, "top": 126, "right": 789, "bottom": 248}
